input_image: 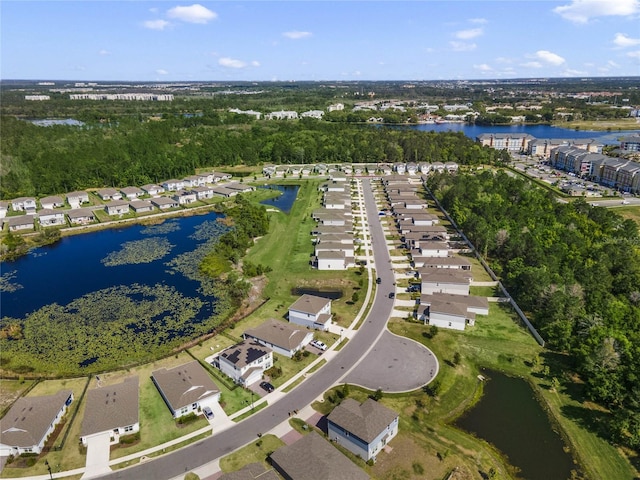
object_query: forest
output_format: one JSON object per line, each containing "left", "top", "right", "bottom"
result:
{"left": 0, "top": 115, "right": 508, "bottom": 199}
{"left": 428, "top": 170, "right": 640, "bottom": 452}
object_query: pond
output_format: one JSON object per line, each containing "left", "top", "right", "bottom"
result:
{"left": 291, "top": 287, "right": 343, "bottom": 300}
{"left": 0, "top": 212, "right": 230, "bottom": 372}
{"left": 259, "top": 184, "right": 300, "bottom": 213}
{"left": 455, "top": 369, "right": 575, "bottom": 480}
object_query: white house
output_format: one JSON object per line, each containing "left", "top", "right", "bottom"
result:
{"left": 327, "top": 398, "right": 399, "bottom": 462}
{"left": 161, "top": 179, "right": 184, "bottom": 192}
{"left": 288, "top": 294, "right": 332, "bottom": 331}
{"left": 173, "top": 190, "right": 197, "bottom": 205}
{"left": 192, "top": 186, "right": 214, "bottom": 200}
{"left": 104, "top": 200, "right": 130, "bottom": 216}
{"left": 11, "top": 197, "right": 37, "bottom": 214}
{"left": 266, "top": 110, "right": 298, "bottom": 120}
{"left": 141, "top": 184, "right": 165, "bottom": 196}
{"left": 151, "top": 197, "right": 179, "bottom": 210}
{"left": 316, "top": 250, "right": 347, "bottom": 271}
{"left": 216, "top": 340, "right": 273, "bottom": 387}
{"left": 0, "top": 390, "right": 73, "bottom": 456}
{"left": 0, "top": 202, "right": 8, "bottom": 219}
{"left": 5, "top": 216, "right": 34, "bottom": 231}
{"left": 80, "top": 377, "right": 139, "bottom": 446}
{"left": 39, "top": 195, "right": 64, "bottom": 209}
{"left": 67, "top": 208, "right": 95, "bottom": 225}
{"left": 38, "top": 209, "right": 66, "bottom": 227}
{"left": 419, "top": 292, "right": 489, "bottom": 319}
{"left": 129, "top": 199, "right": 154, "bottom": 213}
{"left": 120, "top": 186, "right": 143, "bottom": 200}
{"left": 152, "top": 361, "right": 220, "bottom": 419}
{"left": 421, "top": 269, "right": 472, "bottom": 296}
{"left": 243, "top": 319, "right": 313, "bottom": 358}
{"left": 66, "top": 191, "right": 90, "bottom": 208}
{"left": 96, "top": 188, "right": 122, "bottom": 201}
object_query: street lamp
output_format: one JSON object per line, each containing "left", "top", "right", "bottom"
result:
{"left": 44, "top": 460, "right": 53, "bottom": 480}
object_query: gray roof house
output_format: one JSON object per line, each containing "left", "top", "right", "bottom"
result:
{"left": 67, "top": 208, "right": 95, "bottom": 225}
{"left": 288, "top": 294, "right": 332, "bottom": 331}
{"left": 5, "top": 215, "right": 35, "bottom": 232}
{"left": 243, "top": 319, "right": 314, "bottom": 358}
{"left": 39, "top": 195, "right": 64, "bottom": 209}
{"left": 152, "top": 361, "right": 220, "bottom": 418}
{"left": 420, "top": 269, "right": 472, "bottom": 296}
{"left": 269, "top": 431, "right": 370, "bottom": 480}
{"left": 0, "top": 390, "right": 73, "bottom": 456}
{"left": 217, "top": 340, "right": 273, "bottom": 387}
{"left": 80, "top": 377, "right": 139, "bottom": 446}
{"left": 327, "top": 398, "right": 399, "bottom": 462}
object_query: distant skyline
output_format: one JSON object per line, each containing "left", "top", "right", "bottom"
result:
{"left": 2, "top": 0, "right": 640, "bottom": 82}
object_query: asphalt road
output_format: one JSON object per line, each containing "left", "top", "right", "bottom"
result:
{"left": 103, "top": 178, "right": 397, "bottom": 480}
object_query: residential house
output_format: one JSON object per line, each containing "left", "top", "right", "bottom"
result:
{"left": 216, "top": 340, "right": 273, "bottom": 387}
{"left": 161, "top": 179, "right": 184, "bottom": 192}
{"left": 419, "top": 256, "right": 471, "bottom": 270}
{"left": 140, "top": 184, "right": 165, "bottom": 196}
{"left": 104, "top": 200, "right": 130, "bottom": 216}
{"left": 224, "top": 183, "right": 254, "bottom": 193}
{"left": 0, "top": 390, "right": 73, "bottom": 456}
{"left": 5, "top": 216, "right": 34, "bottom": 232}
{"left": 39, "top": 195, "right": 64, "bottom": 209}
{"left": 38, "top": 209, "right": 66, "bottom": 227}
{"left": 213, "top": 172, "right": 232, "bottom": 183}
{"left": 0, "top": 202, "right": 8, "bottom": 219}
{"left": 120, "top": 186, "right": 143, "bottom": 200}
{"left": 197, "top": 172, "right": 215, "bottom": 184}
{"left": 211, "top": 186, "right": 238, "bottom": 198}
{"left": 67, "top": 208, "right": 95, "bottom": 225}
{"left": 11, "top": 197, "right": 37, "bottom": 214}
{"left": 269, "top": 431, "right": 370, "bottom": 480}
{"left": 262, "top": 165, "right": 277, "bottom": 177}
{"left": 151, "top": 197, "right": 179, "bottom": 210}
{"left": 80, "top": 377, "right": 139, "bottom": 446}
{"left": 183, "top": 175, "right": 204, "bottom": 188}
{"left": 288, "top": 294, "right": 332, "bottom": 331}
{"left": 152, "top": 361, "right": 220, "bottom": 419}
{"left": 66, "top": 191, "right": 90, "bottom": 208}
{"left": 243, "top": 319, "right": 313, "bottom": 358}
{"left": 96, "top": 188, "right": 122, "bottom": 201}
{"left": 420, "top": 269, "right": 472, "bottom": 296}
{"left": 266, "top": 110, "right": 298, "bottom": 120}
{"left": 327, "top": 398, "right": 399, "bottom": 462}
{"left": 419, "top": 292, "right": 489, "bottom": 317}
{"left": 129, "top": 199, "right": 154, "bottom": 213}
{"left": 620, "top": 135, "right": 640, "bottom": 153}
{"left": 476, "top": 133, "right": 535, "bottom": 153}
{"left": 217, "top": 463, "right": 279, "bottom": 480}
{"left": 173, "top": 190, "right": 197, "bottom": 205}
{"left": 316, "top": 250, "right": 348, "bottom": 271}
{"left": 192, "top": 185, "right": 215, "bottom": 200}
{"left": 421, "top": 299, "right": 474, "bottom": 331}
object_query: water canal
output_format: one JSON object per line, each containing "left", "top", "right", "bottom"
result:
{"left": 259, "top": 184, "right": 300, "bottom": 213}
{"left": 455, "top": 369, "right": 575, "bottom": 480}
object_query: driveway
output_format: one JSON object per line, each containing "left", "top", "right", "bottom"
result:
{"left": 81, "top": 432, "right": 112, "bottom": 479}
{"left": 344, "top": 330, "right": 438, "bottom": 392}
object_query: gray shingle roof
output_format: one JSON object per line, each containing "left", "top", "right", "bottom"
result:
{"left": 327, "top": 398, "right": 398, "bottom": 444}
{"left": 220, "top": 341, "right": 271, "bottom": 368}
{"left": 289, "top": 294, "right": 331, "bottom": 315}
{"left": 80, "top": 377, "right": 139, "bottom": 438}
{"left": 270, "top": 431, "right": 370, "bottom": 480}
{"left": 1, "top": 390, "right": 72, "bottom": 448}
{"left": 152, "top": 361, "right": 220, "bottom": 412}
{"left": 243, "top": 319, "right": 310, "bottom": 351}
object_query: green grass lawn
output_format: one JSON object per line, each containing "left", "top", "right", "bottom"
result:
{"left": 0, "top": 379, "right": 36, "bottom": 413}
{"left": 219, "top": 434, "right": 284, "bottom": 473}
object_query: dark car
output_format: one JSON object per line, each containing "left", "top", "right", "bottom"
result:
{"left": 376, "top": 277, "right": 382, "bottom": 284}
{"left": 260, "top": 381, "right": 275, "bottom": 393}
{"left": 388, "top": 292, "right": 395, "bottom": 299}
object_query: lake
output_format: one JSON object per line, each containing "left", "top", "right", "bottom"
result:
{"left": 455, "top": 369, "right": 575, "bottom": 480}
{"left": 1, "top": 212, "right": 225, "bottom": 321}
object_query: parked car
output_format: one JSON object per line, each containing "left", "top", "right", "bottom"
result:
{"left": 310, "top": 339, "right": 327, "bottom": 351}
{"left": 388, "top": 292, "right": 395, "bottom": 299}
{"left": 203, "top": 406, "right": 214, "bottom": 420}
{"left": 376, "top": 277, "right": 382, "bottom": 284}
{"left": 260, "top": 381, "right": 275, "bottom": 393}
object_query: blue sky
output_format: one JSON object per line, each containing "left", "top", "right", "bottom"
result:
{"left": 2, "top": 0, "right": 639, "bottom": 81}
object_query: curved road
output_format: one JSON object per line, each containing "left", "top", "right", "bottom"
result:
{"left": 104, "top": 178, "right": 399, "bottom": 479}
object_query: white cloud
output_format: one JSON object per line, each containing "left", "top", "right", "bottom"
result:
{"left": 156, "top": 69, "right": 169, "bottom": 75}
{"left": 553, "top": 0, "right": 639, "bottom": 23}
{"left": 99, "top": 49, "right": 111, "bottom": 56}
{"left": 143, "top": 19, "right": 170, "bottom": 30}
{"left": 251, "top": 60, "right": 260, "bottom": 67}
{"left": 627, "top": 50, "right": 640, "bottom": 59}
{"left": 449, "top": 41, "right": 476, "bottom": 52}
{"left": 608, "top": 60, "right": 621, "bottom": 67}
{"left": 563, "top": 68, "right": 588, "bottom": 76}
{"left": 469, "top": 18, "right": 488, "bottom": 24}
{"left": 219, "top": 57, "right": 247, "bottom": 68}
{"left": 533, "top": 50, "right": 566, "bottom": 65}
{"left": 167, "top": 4, "right": 217, "bottom": 24}
{"left": 282, "top": 31, "right": 312, "bottom": 40}
{"left": 474, "top": 63, "right": 493, "bottom": 71}
{"left": 614, "top": 33, "right": 640, "bottom": 47}
{"left": 455, "top": 28, "right": 483, "bottom": 40}
{"left": 521, "top": 61, "right": 543, "bottom": 68}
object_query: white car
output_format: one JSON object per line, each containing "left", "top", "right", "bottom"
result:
{"left": 310, "top": 339, "right": 327, "bottom": 351}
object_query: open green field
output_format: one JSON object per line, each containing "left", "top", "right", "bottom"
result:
{"left": 616, "top": 205, "right": 640, "bottom": 226}
{"left": 554, "top": 118, "right": 640, "bottom": 131}
{"left": 0, "top": 379, "right": 36, "bottom": 413}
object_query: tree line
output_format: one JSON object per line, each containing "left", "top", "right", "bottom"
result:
{"left": 428, "top": 170, "right": 640, "bottom": 452}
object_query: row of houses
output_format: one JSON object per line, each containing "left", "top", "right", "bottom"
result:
{"left": 212, "top": 294, "right": 333, "bottom": 387}
{"left": 382, "top": 176, "right": 489, "bottom": 331}
{"left": 2, "top": 182, "right": 254, "bottom": 232}
{"left": 549, "top": 145, "right": 640, "bottom": 193}
{"left": 0, "top": 171, "right": 233, "bottom": 219}
{"left": 0, "top": 360, "right": 221, "bottom": 456}
{"left": 311, "top": 177, "right": 357, "bottom": 271}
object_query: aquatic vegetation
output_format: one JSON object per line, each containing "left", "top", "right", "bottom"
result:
{"left": 102, "top": 237, "right": 173, "bottom": 266}
{"left": 140, "top": 220, "right": 181, "bottom": 235}
{"left": 0, "top": 283, "right": 207, "bottom": 375}
{"left": 0, "top": 270, "right": 23, "bottom": 293}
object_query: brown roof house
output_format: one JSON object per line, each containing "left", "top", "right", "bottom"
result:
{"left": 216, "top": 340, "right": 273, "bottom": 387}
{"left": 80, "top": 377, "right": 139, "bottom": 446}
{"left": 152, "top": 361, "right": 220, "bottom": 419}
{"left": 269, "top": 431, "right": 370, "bottom": 480}
{"left": 327, "top": 398, "right": 399, "bottom": 462}
{"left": 0, "top": 390, "right": 73, "bottom": 456}
{"left": 243, "top": 319, "right": 314, "bottom": 358}
{"left": 288, "top": 294, "right": 332, "bottom": 331}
